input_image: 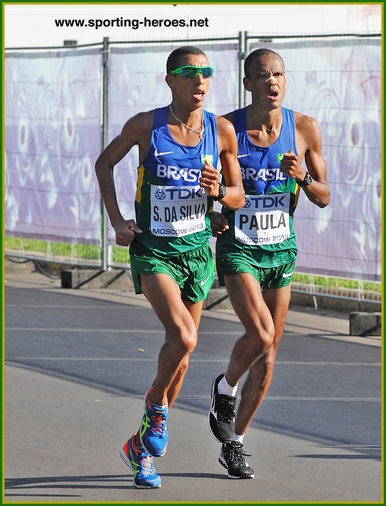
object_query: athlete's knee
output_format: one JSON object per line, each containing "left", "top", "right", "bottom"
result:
{"left": 182, "top": 330, "right": 198, "bottom": 354}
{"left": 168, "top": 323, "right": 197, "bottom": 356}
{"left": 261, "top": 328, "right": 275, "bottom": 351}
{"left": 245, "top": 323, "right": 274, "bottom": 356}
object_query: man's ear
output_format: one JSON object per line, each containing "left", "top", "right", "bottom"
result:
{"left": 243, "top": 76, "right": 252, "bottom": 92}
{"left": 165, "top": 74, "right": 174, "bottom": 90}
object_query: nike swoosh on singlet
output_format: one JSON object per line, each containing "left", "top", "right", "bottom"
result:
{"left": 237, "top": 154, "right": 249, "bottom": 158}
{"left": 155, "top": 150, "right": 174, "bottom": 156}
{"left": 282, "top": 271, "right": 295, "bottom": 278}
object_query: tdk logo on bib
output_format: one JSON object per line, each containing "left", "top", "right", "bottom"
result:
{"left": 154, "top": 189, "right": 166, "bottom": 200}
{"left": 154, "top": 187, "right": 206, "bottom": 200}
{"left": 246, "top": 195, "right": 288, "bottom": 209}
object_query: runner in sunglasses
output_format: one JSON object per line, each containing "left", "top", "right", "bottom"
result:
{"left": 95, "top": 46, "right": 244, "bottom": 489}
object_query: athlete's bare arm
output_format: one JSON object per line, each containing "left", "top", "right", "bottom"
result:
{"left": 280, "top": 113, "right": 330, "bottom": 208}
{"left": 95, "top": 112, "right": 153, "bottom": 246}
{"left": 203, "top": 116, "right": 244, "bottom": 210}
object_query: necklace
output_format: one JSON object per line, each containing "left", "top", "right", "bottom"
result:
{"left": 169, "top": 105, "right": 205, "bottom": 140}
{"left": 249, "top": 105, "right": 274, "bottom": 134}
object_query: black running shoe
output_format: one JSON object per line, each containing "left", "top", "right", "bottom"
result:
{"left": 219, "top": 441, "right": 254, "bottom": 479}
{"left": 208, "top": 374, "right": 236, "bottom": 443}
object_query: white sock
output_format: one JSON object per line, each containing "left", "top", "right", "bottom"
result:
{"left": 231, "top": 433, "right": 244, "bottom": 444}
{"left": 218, "top": 375, "right": 238, "bottom": 397}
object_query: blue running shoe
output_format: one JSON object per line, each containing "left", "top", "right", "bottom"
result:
{"left": 139, "top": 390, "right": 168, "bottom": 457}
{"left": 120, "top": 435, "right": 161, "bottom": 489}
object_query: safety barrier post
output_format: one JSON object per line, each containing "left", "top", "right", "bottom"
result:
{"left": 101, "top": 37, "right": 110, "bottom": 271}
{"left": 238, "top": 31, "right": 247, "bottom": 109}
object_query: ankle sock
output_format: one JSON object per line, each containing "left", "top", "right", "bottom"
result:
{"left": 218, "top": 375, "right": 238, "bottom": 397}
{"left": 231, "top": 433, "right": 244, "bottom": 444}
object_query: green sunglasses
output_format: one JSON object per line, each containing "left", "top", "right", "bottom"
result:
{"left": 170, "top": 65, "right": 214, "bottom": 79}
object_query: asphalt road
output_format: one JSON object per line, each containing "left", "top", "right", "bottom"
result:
{"left": 3, "top": 272, "right": 382, "bottom": 504}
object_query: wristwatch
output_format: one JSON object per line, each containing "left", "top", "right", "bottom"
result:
{"left": 297, "top": 171, "right": 312, "bottom": 187}
{"left": 213, "top": 183, "right": 227, "bottom": 201}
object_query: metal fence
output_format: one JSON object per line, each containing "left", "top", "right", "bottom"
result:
{"left": 4, "top": 33, "right": 382, "bottom": 304}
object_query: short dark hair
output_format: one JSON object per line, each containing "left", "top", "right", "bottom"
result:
{"left": 244, "top": 48, "right": 284, "bottom": 78}
{"left": 166, "top": 46, "right": 207, "bottom": 74}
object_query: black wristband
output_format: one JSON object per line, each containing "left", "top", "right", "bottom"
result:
{"left": 297, "top": 171, "right": 312, "bottom": 187}
{"left": 213, "top": 183, "right": 226, "bottom": 201}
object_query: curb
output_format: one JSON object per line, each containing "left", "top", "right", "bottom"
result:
{"left": 5, "top": 260, "right": 382, "bottom": 333}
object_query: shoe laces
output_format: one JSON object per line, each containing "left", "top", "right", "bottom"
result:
{"left": 151, "top": 414, "right": 166, "bottom": 436}
{"left": 226, "top": 442, "right": 251, "bottom": 466}
{"left": 217, "top": 395, "right": 236, "bottom": 423}
{"left": 148, "top": 404, "right": 167, "bottom": 436}
{"left": 138, "top": 451, "right": 156, "bottom": 477}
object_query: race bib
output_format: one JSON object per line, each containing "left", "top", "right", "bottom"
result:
{"left": 235, "top": 193, "right": 290, "bottom": 246}
{"left": 150, "top": 185, "right": 208, "bottom": 237}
